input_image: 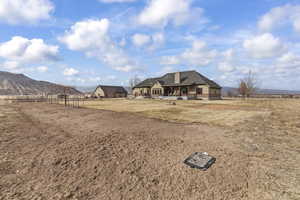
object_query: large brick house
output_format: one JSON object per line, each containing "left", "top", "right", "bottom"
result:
{"left": 133, "top": 71, "right": 222, "bottom": 100}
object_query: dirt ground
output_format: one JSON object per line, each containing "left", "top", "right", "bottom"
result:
{"left": 0, "top": 99, "right": 299, "bottom": 200}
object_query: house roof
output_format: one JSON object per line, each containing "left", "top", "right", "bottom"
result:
{"left": 94, "top": 85, "right": 128, "bottom": 96}
{"left": 133, "top": 71, "right": 221, "bottom": 89}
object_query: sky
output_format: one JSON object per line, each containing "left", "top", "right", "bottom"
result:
{"left": 1, "top": 0, "right": 300, "bottom": 90}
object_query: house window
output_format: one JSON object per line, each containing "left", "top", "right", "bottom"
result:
{"left": 197, "top": 88, "right": 203, "bottom": 95}
{"left": 152, "top": 89, "right": 162, "bottom": 95}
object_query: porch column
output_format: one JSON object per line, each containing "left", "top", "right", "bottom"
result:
{"left": 179, "top": 86, "right": 181, "bottom": 96}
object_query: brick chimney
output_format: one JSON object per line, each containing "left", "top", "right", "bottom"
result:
{"left": 175, "top": 72, "right": 180, "bottom": 84}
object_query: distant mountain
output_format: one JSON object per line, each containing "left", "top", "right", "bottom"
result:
{"left": 222, "top": 86, "right": 300, "bottom": 96}
{"left": 0, "top": 71, "right": 82, "bottom": 95}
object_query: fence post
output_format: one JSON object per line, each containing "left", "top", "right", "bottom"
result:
{"left": 64, "top": 95, "right": 67, "bottom": 107}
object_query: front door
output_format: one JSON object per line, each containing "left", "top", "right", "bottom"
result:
{"left": 164, "top": 87, "right": 172, "bottom": 96}
{"left": 181, "top": 87, "right": 188, "bottom": 96}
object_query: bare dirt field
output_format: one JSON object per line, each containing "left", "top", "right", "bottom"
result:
{"left": 0, "top": 99, "right": 299, "bottom": 200}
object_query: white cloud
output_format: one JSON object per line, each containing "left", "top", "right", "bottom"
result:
{"left": 216, "top": 49, "right": 300, "bottom": 89}
{"left": 156, "top": 66, "right": 176, "bottom": 76}
{"left": 132, "top": 32, "right": 165, "bottom": 50}
{"left": 132, "top": 34, "right": 151, "bottom": 47}
{"left": 160, "top": 39, "right": 217, "bottom": 67}
{"left": 112, "top": 65, "right": 138, "bottom": 72}
{"left": 36, "top": 66, "right": 48, "bottom": 72}
{"left": 66, "top": 77, "right": 86, "bottom": 84}
{"left": 59, "top": 18, "right": 141, "bottom": 72}
{"left": 59, "top": 19, "right": 110, "bottom": 51}
{"left": 66, "top": 76, "right": 102, "bottom": 84}
{"left": 181, "top": 40, "right": 218, "bottom": 66}
{"left": 160, "top": 56, "right": 181, "bottom": 65}
{"left": 217, "top": 49, "right": 236, "bottom": 72}
{"left": 0, "top": 0, "right": 54, "bottom": 24}
{"left": 0, "top": 36, "right": 59, "bottom": 63}
{"left": 215, "top": 41, "right": 300, "bottom": 89}
{"left": 138, "top": 0, "right": 199, "bottom": 27}
{"left": 63, "top": 68, "right": 79, "bottom": 76}
{"left": 218, "top": 62, "right": 235, "bottom": 72}
{"left": 152, "top": 33, "right": 164, "bottom": 44}
{"left": 278, "top": 52, "right": 298, "bottom": 63}
{"left": 161, "top": 66, "right": 175, "bottom": 73}
{"left": 149, "top": 32, "right": 165, "bottom": 50}
{"left": 99, "top": 0, "right": 136, "bottom": 3}
{"left": 89, "top": 76, "right": 101, "bottom": 82}
{"left": 293, "top": 18, "right": 300, "bottom": 33}
{"left": 119, "top": 38, "right": 126, "bottom": 47}
{"left": 222, "top": 49, "right": 234, "bottom": 61}
{"left": 277, "top": 52, "right": 300, "bottom": 68}
{"left": 258, "top": 4, "right": 300, "bottom": 33}
{"left": 243, "top": 33, "right": 286, "bottom": 59}
{"left": 1, "top": 62, "right": 49, "bottom": 74}
{"left": 2, "top": 61, "right": 20, "bottom": 70}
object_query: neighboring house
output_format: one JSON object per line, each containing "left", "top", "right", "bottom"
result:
{"left": 93, "top": 85, "right": 128, "bottom": 98}
{"left": 133, "top": 71, "right": 222, "bottom": 100}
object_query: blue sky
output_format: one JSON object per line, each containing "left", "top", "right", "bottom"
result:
{"left": 1, "top": 0, "right": 300, "bottom": 90}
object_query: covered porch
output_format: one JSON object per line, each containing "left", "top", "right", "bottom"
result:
{"left": 163, "top": 86, "right": 189, "bottom": 96}
{"left": 150, "top": 85, "right": 206, "bottom": 100}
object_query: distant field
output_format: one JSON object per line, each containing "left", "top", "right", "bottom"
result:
{"left": 81, "top": 98, "right": 278, "bottom": 127}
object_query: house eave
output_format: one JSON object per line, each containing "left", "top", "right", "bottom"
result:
{"left": 133, "top": 86, "right": 152, "bottom": 89}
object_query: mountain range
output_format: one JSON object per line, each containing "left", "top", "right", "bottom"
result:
{"left": 0, "top": 71, "right": 81, "bottom": 95}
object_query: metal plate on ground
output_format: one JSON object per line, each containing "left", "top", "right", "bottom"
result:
{"left": 184, "top": 152, "right": 216, "bottom": 170}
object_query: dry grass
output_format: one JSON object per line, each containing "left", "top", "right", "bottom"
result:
{"left": 227, "top": 99, "right": 300, "bottom": 199}
{"left": 82, "top": 98, "right": 270, "bottom": 127}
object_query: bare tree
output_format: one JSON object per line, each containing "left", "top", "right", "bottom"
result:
{"left": 238, "top": 71, "right": 258, "bottom": 98}
{"left": 129, "top": 75, "right": 141, "bottom": 90}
